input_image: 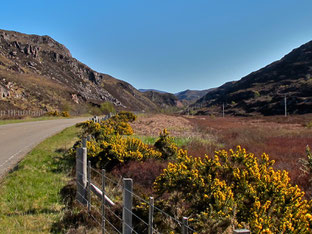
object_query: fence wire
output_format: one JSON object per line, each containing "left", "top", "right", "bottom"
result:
{"left": 75, "top": 127, "right": 199, "bottom": 234}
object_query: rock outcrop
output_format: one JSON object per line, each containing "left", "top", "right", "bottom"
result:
{"left": 0, "top": 29, "right": 159, "bottom": 112}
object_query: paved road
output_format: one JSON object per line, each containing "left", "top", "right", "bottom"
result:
{"left": 0, "top": 118, "right": 86, "bottom": 179}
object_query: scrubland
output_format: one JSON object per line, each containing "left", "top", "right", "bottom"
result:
{"left": 131, "top": 113, "right": 312, "bottom": 195}
{"left": 2, "top": 112, "right": 312, "bottom": 233}
{"left": 57, "top": 112, "right": 312, "bottom": 233}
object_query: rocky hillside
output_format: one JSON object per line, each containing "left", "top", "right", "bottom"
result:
{"left": 0, "top": 29, "right": 158, "bottom": 113}
{"left": 140, "top": 88, "right": 212, "bottom": 107}
{"left": 175, "top": 89, "right": 213, "bottom": 105}
{"left": 142, "top": 90, "right": 183, "bottom": 108}
{"left": 191, "top": 40, "right": 312, "bottom": 116}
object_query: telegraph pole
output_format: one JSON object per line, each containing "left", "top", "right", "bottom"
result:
{"left": 222, "top": 103, "right": 225, "bottom": 118}
{"left": 284, "top": 96, "right": 287, "bottom": 117}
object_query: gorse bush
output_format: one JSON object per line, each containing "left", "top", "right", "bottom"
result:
{"left": 86, "top": 135, "right": 162, "bottom": 170}
{"left": 154, "top": 129, "right": 178, "bottom": 159}
{"left": 46, "top": 110, "right": 70, "bottom": 117}
{"left": 76, "top": 116, "right": 133, "bottom": 139}
{"left": 72, "top": 112, "right": 312, "bottom": 233}
{"left": 154, "top": 146, "right": 312, "bottom": 233}
{"left": 73, "top": 112, "right": 163, "bottom": 170}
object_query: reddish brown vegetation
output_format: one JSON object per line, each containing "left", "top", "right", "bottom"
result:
{"left": 186, "top": 115, "right": 312, "bottom": 195}
{"left": 129, "top": 113, "right": 312, "bottom": 195}
{"left": 111, "top": 159, "right": 168, "bottom": 195}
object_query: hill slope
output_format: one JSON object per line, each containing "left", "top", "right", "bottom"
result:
{"left": 192, "top": 40, "right": 312, "bottom": 116}
{"left": 175, "top": 89, "right": 213, "bottom": 105}
{"left": 142, "top": 90, "right": 182, "bottom": 108}
{"left": 0, "top": 29, "right": 158, "bottom": 113}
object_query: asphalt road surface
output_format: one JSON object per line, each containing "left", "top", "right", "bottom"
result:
{"left": 0, "top": 118, "right": 86, "bottom": 179}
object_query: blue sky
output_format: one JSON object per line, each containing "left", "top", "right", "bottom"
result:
{"left": 1, "top": 0, "right": 312, "bottom": 93}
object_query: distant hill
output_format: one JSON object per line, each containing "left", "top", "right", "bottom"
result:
{"left": 191, "top": 40, "right": 312, "bottom": 116}
{"left": 139, "top": 89, "right": 168, "bottom": 94}
{"left": 140, "top": 88, "right": 212, "bottom": 107}
{"left": 0, "top": 29, "right": 160, "bottom": 113}
{"left": 142, "top": 90, "right": 182, "bottom": 108}
{"left": 175, "top": 89, "right": 214, "bottom": 104}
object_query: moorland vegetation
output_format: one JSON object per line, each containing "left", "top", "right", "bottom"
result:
{"left": 66, "top": 112, "right": 312, "bottom": 233}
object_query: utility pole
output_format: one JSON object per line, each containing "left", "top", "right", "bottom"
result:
{"left": 284, "top": 96, "right": 287, "bottom": 117}
{"left": 222, "top": 103, "right": 225, "bottom": 118}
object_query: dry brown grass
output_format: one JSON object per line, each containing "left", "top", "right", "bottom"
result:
{"left": 132, "top": 113, "right": 312, "bottom": 194}
{"left": 185, "top": 115, "right": 312, "bottom": 194}
{"left": 131, "top": 114, "right": 194, "bottom": 137}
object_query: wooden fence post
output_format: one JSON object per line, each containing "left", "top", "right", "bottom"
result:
{"left": 148, "top": 197, "right": 154, "bottom": 234}
{"left": 87, "top": 161, "right": 91, "bottom": 212}
{"left": 182, "top": 217, "right": 188, "bottom": 234}
{"left": 82, "top": 137, "right": 87, "bottom": 148}
{"left": 76, "top": 147, "right": 87, "bottom": 204}
{"left": 102, "top": 169, "right": 106, "bottom": 234}
{"left": 123, "top": 178, "right": 133, "bottom": 234}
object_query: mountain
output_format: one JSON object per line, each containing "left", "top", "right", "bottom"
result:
{"left": 140, "top": 88, "right": 212, "bottom": 108}
{"left": 175, "top": 89, "right": 214, "bottom": 104}
{"left": 191, "top": 40, "right": 312, "bottom": 116}
{"left": 139, "top": 89, "right": 168, "bottom": 93}
{"left": 141, "top": 90, "right": 183, "bottom": 108}
{"left": 0, "top": 29, "right": 159, "bottom": 113}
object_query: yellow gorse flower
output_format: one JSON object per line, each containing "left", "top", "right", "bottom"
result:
{"left": 154, "top": 146, "right": 312, "bottom": 233}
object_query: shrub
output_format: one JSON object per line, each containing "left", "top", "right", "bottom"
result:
{"left": 46, "top": 110, "right": 70, "bottom": 117}
{"left": 154, "top": 129, "right": 178, "bottom": 159}
{"left": 100, "top": 102, "right": 116, "bottom": 115}
{"left": 300, "top": 146, "right": 312, "bottom": 192}
{"left": 74, "top": 112, "right": 164, "bottom": 170}
{"left": 47, "top": 110, "right": 59, "bottom": 116}
{"left": 111, "top": 159, "right": 168, "bottom": 193}
{"left": 76, "top": 112, "right": 136, "bottom": 138}
{"left": 306, "top": 121, "right": 312, "bottom": 129}
{"left": 154, "top": 146, "right": 312, "bottom": 233}
{"left": 61, "top": 111, "right": 70, "bottom": 117}
{"left": 86, "top": 134, "right": 162, "bottom": 170}
{"left": 112, "top": 111, "right": 137, "bottom": 123}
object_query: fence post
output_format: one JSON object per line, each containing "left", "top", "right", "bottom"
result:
{"left": 182, "top": 217, "right": 188, "bottom": 234}
{"left": 101, "top": 169, "right": 106, "bottom": 234}
{"left": 82, "top": 137, "right": 87, "bottom": 148}
{"left": 87, "top": 161, "right": 91, "bottom": 212}
{"left": 76, "top": 147, "right": 87, "bottom": 204}
{"left": 233, "top": 229, "right": 250, "bottom": 234}
{"left": 123, "top": 178, "right": 133, "bottom": 234}
{"left": 148, "top": 197, "right": 154, "bottom": 234}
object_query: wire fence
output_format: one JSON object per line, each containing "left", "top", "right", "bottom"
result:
{"left": 76, "top": 139, "right": 197, "bottom": 234}
{"left": 0, "top": 109, "right": 46, "bottom": 118}
{"left": 75, "top": 115, "right": 250, "bottom": 234}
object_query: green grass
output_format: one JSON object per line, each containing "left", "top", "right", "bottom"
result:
{"left": 0, "top": 126, "right": 80, "bottom": 233}
{"left": 0, "top": 116, "right": 66, "bottom": 126}
{"left": 0, "top": 114, "right": 91, "bottom": 126}
{"left": 133, "top": 135, "right": 192, "bottom": 147}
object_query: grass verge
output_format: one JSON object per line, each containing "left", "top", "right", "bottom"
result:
{"left": 0, "top": 116, "right": 67, "bottom": 126}
{"left": 0, "top": 114, "right": 91, "bottom": 126}
{"left": 0, "top": 126, "right": 79, "bottom": 233}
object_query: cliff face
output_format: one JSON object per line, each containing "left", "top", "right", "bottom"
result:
{"left": 192, "top": 40, "right": 312, "bottom": 116}
{"left": 0, "top": 29, "right": 158, "bottom": 112}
